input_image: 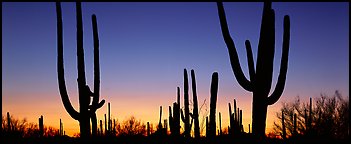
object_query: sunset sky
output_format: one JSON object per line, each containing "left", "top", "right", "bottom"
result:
{"left": 2, "top": 2, "right": 349, "bottom": 136}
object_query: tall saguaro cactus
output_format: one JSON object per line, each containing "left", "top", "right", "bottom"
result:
{"left": 190, "top": 70, "right": 200, "bottom": 139}
{"left": 182, "top": 69, "right": 191, "bottom": 139}
{"left": 56, "top": 2, "right": 105, "bottom": 138}
{"left": 217, "top": 2, "right": 290, "bottom": 137}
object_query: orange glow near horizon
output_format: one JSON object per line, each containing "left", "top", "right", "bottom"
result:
{"left": 2, "top": 91, "right": 289, "bottom": 137}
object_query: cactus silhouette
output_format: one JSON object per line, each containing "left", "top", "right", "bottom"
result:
{"left": 190, "top": 69, "right": 200, "bottom": 139}
{"left": 158, "top": 106, "right": 163, "bottom": 131}
{"left": 228, "top": 99, "right": 244, "bottom": 136}
{"left": 217, "top": 2, "right": 290, "bottom": 137}
{"left": 182, "top": 69, "right": 191, "bottom": 139}
{"left": 293, "top": 113, "right": 297, "bottom": 137}
{"left": 305, "top": 97, "right": 312, "bottom": 134}
{"left": 147, "top": 122, "right": 150, "bottom": 136}
{"left": 59, "top": 119, "right": 64, "bottom": 136}
{"left": 208, "top": 72, "right": 219, "bottom": 139}
{"left": 219, "top": 112, "right": 222, "bottom": 135}
{"left": 205, "top": 116, "right": 209, "bottom": 137}
{"left": 7, "top": 112, "right": 11, "bottom": 132}
{"left": 56, "top": 2, "right": 105, "bottom": 138}
{"left": 281, "top": 110, "right": 286, "bottom": 139}
{"left": 168, "top": 87, "right": 181, "bottom": 138}
{"left": 39, "top": 115, "right": 44, "bottom": 137}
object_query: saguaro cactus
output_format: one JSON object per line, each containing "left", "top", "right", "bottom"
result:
{"left": 147, "top": 122, "right": 150, "bottom": 136}
{"left": 7, "top": 112, "right": 11, "bottom": 132}
{"left": 281, "top": 110, "right": 286, "bottom": 140}
{"left": 191, "top": 69, "right": 200, "bottom": 139}
{"left": 182, "top": 69, "right": 191, "bottom": 139}
{"left": 217, "top": 2, "right": 290, "bottom": 137}
{"left": 56, "top": 2, "right": 105, "bottom": 138}
{"left": 219, "top": 112, "right": 222, "bottom": 135}
{"left": 60, "top": 119, "right": 64, "bottom": 136}
{"left": 228, "top": 99, "right": 243, "bottom": 136}
{"left": 169, "top": 87, "right": 181, "bottom": 137}
{"left": 209, "top": 72, "right": 219, "bottom": 139}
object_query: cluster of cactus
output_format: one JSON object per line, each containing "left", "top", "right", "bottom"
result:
{"left": 101, "top": 102, "right": 116, "bottom": 136}
{"left": 217, "top": 1, "right": 290, "bottom": 137}
{"left": 168, "top": 69, "right": 218, "bottom": 140}
{"left": 156, "top": 106, "right": 167, "bottom": 135}
{"left": 228, "top": 99, "right": 244, "bottom": 136}
{"left": 169, "top": 69, "right": 201, "bottom": 140}
{"left": 56, "top": 2, "right": 105, "bottom": 138}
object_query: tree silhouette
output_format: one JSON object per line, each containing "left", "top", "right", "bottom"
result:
{"left": 56, "top": 2, "right": 105, "bottom": 139}
{"left": 217, "top": 2, "right": 290, "bottom": 138}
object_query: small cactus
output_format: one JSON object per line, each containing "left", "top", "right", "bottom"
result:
{"left": 39, "top": 115, "right": 44, "bottom": 137}
{"left": 282, "top": 110, "right": 286, "bottom": 139}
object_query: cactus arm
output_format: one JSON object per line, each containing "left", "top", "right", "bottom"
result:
{"left": 267, "top": 15, "right": 290, "bottom": 105}
{"left": 76, "top": 2, "right": 87, "bottom": 86}
{"left": 91, "top": 14, "right": 105, "bottom": 108}
{"left": 56, "top": 2, "right": 79, "bottom": 120}
{"left": 177, "top": 87, "right": 180, "bottom": 107}
{"left": 217, "top": 2, "right": 252, "bottom": 92}
{"left": 245, "top": 40, "right": 255, "bottom": 83}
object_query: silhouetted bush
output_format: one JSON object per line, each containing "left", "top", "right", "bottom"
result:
{"left": 273, "top": 90, "right": 349, "bottom": 142}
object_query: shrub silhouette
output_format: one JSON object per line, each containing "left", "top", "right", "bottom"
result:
{"left": 1, "top": 113, "right": 61, "bottom": 142}
{"left": 56, "top": 2, "right": 105, "bottom": 138}
{"left": 273, "top": 91, "right": 349, "bottom": 141}
{"left": 217, "top": 2, "right": 290, "bottom": 138}
{"left": 118, "top": 116, "right": 147, "bottom": 137}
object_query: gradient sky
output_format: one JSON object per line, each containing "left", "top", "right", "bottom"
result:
{"left": 2, "top": 2, "right": 349, "bottom": 136}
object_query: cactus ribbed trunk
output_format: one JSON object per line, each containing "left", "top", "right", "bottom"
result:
{"left": 217, "top": 2, "right": 290, "bottom": 138}
{"left": 209, "top": 72, "right": 219, "bottom": 139}
{"left": 252, "top": 93, "right": 268, "bottom": 136}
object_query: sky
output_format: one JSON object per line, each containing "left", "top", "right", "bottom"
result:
{"left": 2, "top": 2, "right": 349, "bottom": 136}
